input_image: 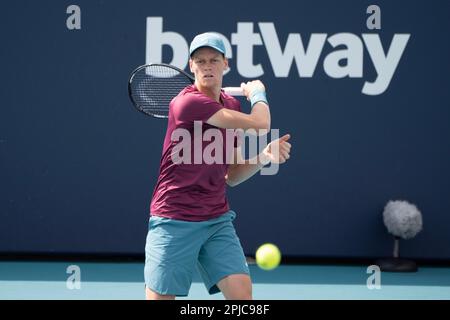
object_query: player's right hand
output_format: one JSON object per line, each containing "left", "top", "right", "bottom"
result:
{"left": 240, "top": 80, "right": 266, "bottom": 100}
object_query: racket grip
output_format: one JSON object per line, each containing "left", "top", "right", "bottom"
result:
{"left": 223, "top": 87, "right": 244, "bottom": 96}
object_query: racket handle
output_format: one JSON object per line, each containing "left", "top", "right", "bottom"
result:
{"left": 223, "top": 87, "right": 244, "bottom": 96}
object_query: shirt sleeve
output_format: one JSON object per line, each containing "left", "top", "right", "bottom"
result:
{"left": 172, "top": 93, "right": 223, "bottom": 124}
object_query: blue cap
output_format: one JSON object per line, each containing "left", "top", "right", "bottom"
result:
{"left": 189, "top": 32, "right": 226, "bottom": 57}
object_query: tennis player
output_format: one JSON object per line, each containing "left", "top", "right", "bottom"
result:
{"left": 145, "top": 32, "right": 292, "bottom": 300}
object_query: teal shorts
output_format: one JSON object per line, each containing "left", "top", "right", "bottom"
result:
{"left": 144, "top": 210, "right": 250, "bottom": 297}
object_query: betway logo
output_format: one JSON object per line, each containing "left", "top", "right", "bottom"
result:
{"left": 146, "top": 17, "right": 410, "bottom": 95}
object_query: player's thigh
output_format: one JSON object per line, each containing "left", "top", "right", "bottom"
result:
{"left": 144, "top": 216, "right": 204, "bottom": 296}
{"left": 197, "top": 213, "right": 250, "bottom": 294}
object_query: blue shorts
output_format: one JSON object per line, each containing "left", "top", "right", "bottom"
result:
{"left": 144, "top": 210, "right": 250, "bottom": 297}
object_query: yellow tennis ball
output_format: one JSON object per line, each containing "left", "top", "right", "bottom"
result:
{"left": 255, "top": 243, "right": 281, "bottom": 271}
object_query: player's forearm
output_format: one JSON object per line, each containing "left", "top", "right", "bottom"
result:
{"left": 226, "top": 153, "right": 270, "bottom": 187}
{"left": 248, "top": 102, "right": 271, "bottom": 132}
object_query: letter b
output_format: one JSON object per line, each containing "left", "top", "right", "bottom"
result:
{"left": 146, "top": 17, "right": 188, "bottom": 70}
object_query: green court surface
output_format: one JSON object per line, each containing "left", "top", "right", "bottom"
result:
{"left": 1, "top": 262, "right": 450, "bottom": 300}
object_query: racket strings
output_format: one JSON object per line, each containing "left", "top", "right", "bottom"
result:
{"left": 130, "top": 65, "right": 193, "bottom": 118}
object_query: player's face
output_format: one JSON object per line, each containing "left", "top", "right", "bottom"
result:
{"left": 190, "top": 48, "right": 228, "bottom": 91}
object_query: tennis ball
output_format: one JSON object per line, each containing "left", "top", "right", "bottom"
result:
{"left": 255, "top": 243, "right": 281, "bottom": 271}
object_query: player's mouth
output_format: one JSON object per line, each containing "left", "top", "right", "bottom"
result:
{"left": 203, "top": 75, "right": 214, "bottom": 79}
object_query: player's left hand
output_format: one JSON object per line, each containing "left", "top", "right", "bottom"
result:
{"left": 261, "top": 134, "right": 291, "bottom": 164}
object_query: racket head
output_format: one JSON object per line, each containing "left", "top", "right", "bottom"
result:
{"left": 128, "top": 63, "right": 194, "bottom": 118}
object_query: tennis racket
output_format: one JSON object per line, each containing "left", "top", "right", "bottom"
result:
{"left": 128, "top": 63, "right": 244, "bottom": 119}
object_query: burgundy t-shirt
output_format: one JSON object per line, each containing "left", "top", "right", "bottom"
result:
{"left": 150, "top": 85, "right": 241, "bottom": 221}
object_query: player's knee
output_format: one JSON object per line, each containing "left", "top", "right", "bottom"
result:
{"left": 238, "top": 291, "right": 253, "bottom": 300}
{"left": 230, "top": 287, "right": 252, "bottom": 300}
{"left": 145, "top": 286, "right": 175, "bottom": 300}
{"left": 227, "top": 282, "right": 253, "bottom": 300}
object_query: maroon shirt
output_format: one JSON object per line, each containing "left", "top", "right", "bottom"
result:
{"left": 150, "top": 85, "right": 241, "bottom": 221}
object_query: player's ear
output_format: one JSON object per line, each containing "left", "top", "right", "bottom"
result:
{"left": 223, "top": 56, "right": 229, "bottom": 70}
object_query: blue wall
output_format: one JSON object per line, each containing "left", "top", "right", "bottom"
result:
{"left": 1, "top": 0, "right": 449, "bottom": 260}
